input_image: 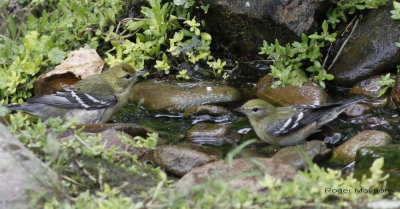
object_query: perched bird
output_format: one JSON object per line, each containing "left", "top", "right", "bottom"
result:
{"left": 236, "top": 97, "right": 364, "bottom": 146}
{"left": 5, "top": 63, "right": 143, "bottom": 124}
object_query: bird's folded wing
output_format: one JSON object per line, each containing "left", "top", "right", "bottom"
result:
{"left": 267, "top": 107, "right": 335, "bottom": 136}
{"left": 27, "top": 88, "right": 116, "bottom": 109}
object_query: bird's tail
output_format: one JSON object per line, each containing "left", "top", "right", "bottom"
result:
{"left": 338, "top": 96, "right": 366, "bottom": 108}
{"left": 3, "top": 103, "right": 48, "bottom": 116}
{"left": 4, "top": 104, "right": 25, "bottom": 111}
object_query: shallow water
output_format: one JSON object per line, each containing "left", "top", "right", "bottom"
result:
{"left": 112, "top": 61, "right": 400, "bottom": 169}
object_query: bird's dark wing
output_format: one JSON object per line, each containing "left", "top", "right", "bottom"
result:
{"left": 268, "top": 97, "right": 365, "bottom": 136}
{"left": 27, "top": 88, "right": 116, "bottom": 109}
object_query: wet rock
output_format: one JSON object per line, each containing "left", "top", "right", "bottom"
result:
{"left": 183, "top": 105, "right": 231, "bottom": 117}
{"left": 199, "top": 0, "right": 330, "bottom": 59}
{"left": 364, "top": 97, "right": 388, "bottom": 109}
{"left": 63, "top": 154, "right": 158, "bottom": 198}
{"left": 272, "top": 140, "right": 328, "bottom": 170}
{"left": 361, "top": 117, "right": 392, "bottom": 130}
{"left": 0, "top": 124, "right": 61, "bottom": 209}
{"left": 255, "top": 75, "right": 328, "bottom": 106}
{"left": 175, "top": 158, "right": 296, "bottom": 192}
{"left": 332, "top": 130, "right": 392, "bottom": 164}
{"left": 349, "top": 76, "right": 384, "bottom": 98}
{"left": 355, "top": 145, "right": 400, "bottom": 192}
{"left": 34, "top": 48, "right": 104, "bottom": 96}
{"left": 342, "top": 103, "right": 370, "bottom": 118}
{"left": 187, "top": 123, "right": 240, "bottom": 145}
{"left": 329, "top": 5, "right": 400, "bottom": 87}
{"left": 152, "top": 144, "right": 222, "bottom": 176}
{"left": 238, "top": 144, "right": 278, "bottom": 158}
{"left": 391, "top": 73, "right": 400, "bottom": 107}
{"left": 130, "top": 80, "right": 241, "bottom": 113}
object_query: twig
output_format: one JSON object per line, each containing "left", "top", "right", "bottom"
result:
{"left": 327, "top": 15, "right": 362, "bottom": 71}
{"left": 322, "top": 15, "right": 358, "bottom": 69}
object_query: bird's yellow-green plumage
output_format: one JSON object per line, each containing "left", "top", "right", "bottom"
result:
{"left": 5, "top": 63, "right": 143, "bottom": 124}
{"left": 237, "top": 98, "right": 364, "bottom": 146}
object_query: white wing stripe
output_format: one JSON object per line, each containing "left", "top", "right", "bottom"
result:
{"left": 279, "top": 117, "right": 292, "bottom": 133}
{"left": 71, "top": 91, "right": 90, "bottom": 108}
{"left": 84, "top": 93, "right": 107, "bottom": 105}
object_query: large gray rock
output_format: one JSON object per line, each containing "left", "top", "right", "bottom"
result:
{"left": 199, "top": 0, "right": 330, "bottom": 58}
{"left": 130, "top": 80, "right": 241, "bottom": 113}
{"left": 329, "top": 4, "right": 400, "bottom": 87}
{"left": 0, "top": 124, "right": 61, "bottom": 209}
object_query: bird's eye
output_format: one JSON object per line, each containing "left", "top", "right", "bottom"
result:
{"left": 252, "top": 107, "right": 259, "bottom": 112}
{"left": 123, "top": 74, "right": 132, "bottom": 79}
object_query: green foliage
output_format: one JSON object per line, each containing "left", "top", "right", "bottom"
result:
{"left": 6, "top": 112, "right": 162, "bottom": 196}
{"left": 260, "top": 25, "right": 335, "bottom": 88}
{"left": 260, "top": 0, "right": 387, "bottom": 88}
{"left": 0, "top": 0, "right": 124, "bottom": 104}
{"left": 42, "top": 157, "right": 394, "bottom": 208}
{"left": 328, "top": 0, "right": 389, "bottom": 29}
{"left": 378, "top": 73, "right": 396, "bottom": 96}
{"left": 44, "top": 184, "right": 141, "bottom": 209}
{"left": 391, "top": 1, "right": 400, "bottom": 19}
{"left": 132, "top": 132, "right": 159, "bottom": 150}
{"left": 105, "top": 0, "right": 226, "bottom": 78}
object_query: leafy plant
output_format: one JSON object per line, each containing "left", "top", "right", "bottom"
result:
{"left": 259, "top": 0, "right": 387, "bottom": 88}
{"left": 378, "top": 73, "right": 395, "bottom": 97}
{"left": 260, "top": 22, "right": 335, "bottom": 88}
{"left": 327, "top": 0, "right": 388, "bottom": 29}
{"left": 104, "top": 0, "right": 227, "bottom": 79}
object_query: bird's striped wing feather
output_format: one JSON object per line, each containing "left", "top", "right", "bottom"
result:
{"left": 27, "top": 88, "right": 116, "bottom": 109}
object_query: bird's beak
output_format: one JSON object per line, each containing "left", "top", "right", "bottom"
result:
{"left": 234, "top": 107, "right": 245, "bottom": 113}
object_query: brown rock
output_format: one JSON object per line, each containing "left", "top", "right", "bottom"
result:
{"left": 187, "top": 123, "right": 240, "bottom": 145}
{"left": 152, "top": 144, "right": 221, "bottom": 176}
{"left": 350, "top": 76, "right": 383, "bottom": 97}
{"left": 183, "top": 105, "right": 231, "bottom": 117}
{"left": 255, "top": 75, "right": 328, "bottom": 106}
{"left": 342, "top": 103, "right": 370, "bottom": 118}
{"left": 272, "top": 140, "right": 328, "bottom": 170}
{"left": 332, "top": 130, "right": 392, "bottom": 164}
{"left": 130, "top": 80, "right": 241, "bottom": 113}
{"left": 175, "top": 158, "right": 296, "bottom": 192}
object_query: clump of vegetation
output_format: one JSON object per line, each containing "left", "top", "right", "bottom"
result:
{"left": 104, "top": 0, "right": 228, "bottom": 80}
{"left": 0, "top": 0, "right": 227, "bottom": 104}
{"left": 259, "top": 0, "right": 388, "bottom": 88}
{"left": 378, "top": 73, "right": 396, "bottom": 96}
{"left": 0, "top": 0, "right": 123, "bottom": 104}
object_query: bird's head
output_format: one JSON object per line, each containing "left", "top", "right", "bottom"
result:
{"left": 104, "top": 63, "right": 144, "bottom": 91}
{"left": 235, "top": 99, "right": 276, "bottom": 120}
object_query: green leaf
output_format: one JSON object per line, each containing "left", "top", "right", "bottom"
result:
{"left": 48, "top": 47, "right": 66, "bottom": 64}
{"left": 394, "top": 1, "right": 400, "bottom": 10}
{"left": 322, "top": 20, "right": 328, "bottom": 33}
